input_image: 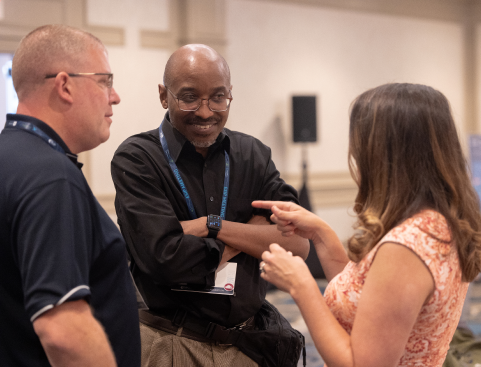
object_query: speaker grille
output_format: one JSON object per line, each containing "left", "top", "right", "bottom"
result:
{"left": 292, "top": 95, "right": 317, "bottom": 143}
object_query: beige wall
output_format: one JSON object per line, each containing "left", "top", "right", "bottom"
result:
{"left": 0, "top": 0, "right": 479, "bottom": 242}
{"left": 226, "top": 0, "right": 465, "bottom": 175}
{"left": 86, "top": 0, "right": 171, "bottom": 196}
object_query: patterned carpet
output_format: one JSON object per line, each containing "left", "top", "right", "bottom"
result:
{"left": 267, "top": 279, "right": 481, "bottom": 367}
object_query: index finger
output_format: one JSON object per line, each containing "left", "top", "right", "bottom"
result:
{"left": 252, "top": 200, "right": 295, "bottom": 211}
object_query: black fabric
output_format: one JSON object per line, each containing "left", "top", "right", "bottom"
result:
{"left": 0, "top": 114, "right": 140, "bottom": 367}
{"left": 111, "top": 112, "right": 299, "bottom": 328}
{"left": 140, "top": 302, "right": 305, "bottom": 367}
{"left": 237, "top": 300, "right": 305, "bottom": 367}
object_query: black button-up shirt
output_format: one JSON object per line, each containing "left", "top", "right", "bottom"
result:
{"left": 111, "top": 113, "right": 299, "bottom": 327}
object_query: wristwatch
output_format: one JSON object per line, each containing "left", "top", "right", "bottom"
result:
{"left": 206, "top": 214, "right": 222, "bottom": 239}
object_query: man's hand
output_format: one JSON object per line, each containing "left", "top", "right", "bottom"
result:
{"left": 33, "top": 299, "right": 117, "bottom": 367}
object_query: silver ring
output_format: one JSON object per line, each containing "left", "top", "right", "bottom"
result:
{"left": 259, "top": 263, "right": 265, "bottom": 274}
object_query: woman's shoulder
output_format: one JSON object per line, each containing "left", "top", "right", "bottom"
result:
{"left": 386, "top": 210, "right": 450, "bottom": 242}
{"left": 380, "top": 210, "right": 453, "bottom": 257}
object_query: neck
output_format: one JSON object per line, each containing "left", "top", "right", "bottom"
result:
{"left": 195, "top": 146, "right": 209, "bottom": 158}
{"left": 15, "top": 103, "right": 80, "bottom": 154}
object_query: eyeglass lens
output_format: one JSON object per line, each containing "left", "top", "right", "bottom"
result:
{"left": 178, "top": 96, "right": 230, "bottom": 112}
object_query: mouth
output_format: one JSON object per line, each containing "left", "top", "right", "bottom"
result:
{"left": 187, "top": 119, "right": 220, "bottom": 135}
{"left": 192, "top": 123, "right": 215, "bottom": 130}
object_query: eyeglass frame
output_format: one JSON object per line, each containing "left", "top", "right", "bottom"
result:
{"left": 45, "top": 73, "right": 114, "bottom": 89}
{"left": 166, "top": 87, "right": 233, "bottom": 112}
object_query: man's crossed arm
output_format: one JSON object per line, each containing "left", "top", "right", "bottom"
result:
{"left": 181, "top": 214, "right": 310, "bottom": 264}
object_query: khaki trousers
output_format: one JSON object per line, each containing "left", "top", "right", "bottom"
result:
{"left": 140, "top": 322, "right": 259, "bottom": 367}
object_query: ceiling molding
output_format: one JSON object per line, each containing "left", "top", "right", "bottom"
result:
{"left": 0, "top": 0, "right": 124, "bottom": 54}
{"left": 87, "top": 25, "right": 124, "bottom": 46}
{"left": 140, "top": 30, "right": 177, "bottom": 51}
{"left": 140, "top": 0, "right": 228, "bottom": 55}
{"left": 246, "top": 0, "right": 474, "bottom": 23}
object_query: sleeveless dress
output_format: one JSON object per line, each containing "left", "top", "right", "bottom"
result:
{"left": 324, "top": 210, "right": 468, "bottom": 366}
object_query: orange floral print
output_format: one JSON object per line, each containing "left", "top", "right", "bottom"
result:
{"left": 324, "top": 210, "right": 468, "bottom": 366}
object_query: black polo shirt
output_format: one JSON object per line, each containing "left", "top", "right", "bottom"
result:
{"left": 111, "top": 113, "right": 299, "bottom": 327}
{"left": 0, "top": 114, "right": 140, "bottom": 367}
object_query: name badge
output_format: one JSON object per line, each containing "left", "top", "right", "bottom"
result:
{"left": 172, "top": 262, "right": 237, "bottom": 296}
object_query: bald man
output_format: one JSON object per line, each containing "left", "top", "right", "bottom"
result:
{"left": 0, "top": 25, "right": 140, "bottom": 367}
{"left": 111, "top": 44, "right": 308, "bottom": 366}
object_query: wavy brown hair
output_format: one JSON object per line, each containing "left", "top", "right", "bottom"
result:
{"left": 348, "top": 83, "right": 481, "bottom": 282}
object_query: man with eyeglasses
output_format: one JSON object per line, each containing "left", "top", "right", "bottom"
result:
{"left": 0, "top": 25, "right": 140, "bottom": 367}
{"left": 111, "top": 44, "right": 309, "bottom": 366}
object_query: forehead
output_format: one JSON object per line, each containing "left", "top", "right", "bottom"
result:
{"left": 79, "top": 44, "right": 111, "bottom": 72}
{"left": 170, "top": 57, "right": 230, "bottom": 92}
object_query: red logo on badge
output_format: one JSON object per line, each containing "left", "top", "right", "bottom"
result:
{"left": 224, "top": 283, "right": 234, "bottom": 291}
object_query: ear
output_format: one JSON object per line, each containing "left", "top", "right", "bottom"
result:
{"left": 54, "top": 72, "right": 74, "bottom": 104}
{"left": 158, "top": 84, "right": 168, "bottom": 110}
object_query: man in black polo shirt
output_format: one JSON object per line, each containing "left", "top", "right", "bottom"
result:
{"left": 111, "top": 44, "right": 309, "bottom": 366}
{"left": 0, "top": 25, "right": 140, "bottom": 367}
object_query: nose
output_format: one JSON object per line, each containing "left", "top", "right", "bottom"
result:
{"left": 195, "top": 99, "right": 214, "bottom": 119}
{"left": 110, "top": 87, "right": 121, "bottom": 105}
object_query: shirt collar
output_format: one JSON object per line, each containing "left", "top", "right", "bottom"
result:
{"left": 6, "top": 113, "right": 83, "bottom": 169}
{"left": 160, "top": 112, "right": 230, "bottom": 162}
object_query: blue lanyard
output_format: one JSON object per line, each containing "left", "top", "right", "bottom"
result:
{"left": 5, "top": 120, "right": 66, "bottom": 154}
{"left": 159, "top": 122, "right": 230, "bottom": 220}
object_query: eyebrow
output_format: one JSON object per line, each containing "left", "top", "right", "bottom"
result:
{"left": 176, "top": 86, "right": 228, "bottom": 94}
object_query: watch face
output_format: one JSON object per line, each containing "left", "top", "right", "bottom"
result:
{"left": 208, "top": 215, "right": 222, "bottom": 230}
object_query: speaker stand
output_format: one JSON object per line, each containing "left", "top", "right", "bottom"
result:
{"left": 299, "top": 144, "right": 326, "bottom": 279}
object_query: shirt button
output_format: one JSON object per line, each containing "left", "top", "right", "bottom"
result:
{"left": 210, "top": 196, "right": 214, "bottom": 202}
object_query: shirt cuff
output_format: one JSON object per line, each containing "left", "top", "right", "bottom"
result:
{"left": 30, "top": 285, "right": 91, "bottom": 322}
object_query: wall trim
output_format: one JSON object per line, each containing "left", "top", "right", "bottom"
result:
{"left": 284, "top": 171, "right": 357, "bottom": 208}
{"left": 97, "top": 193, "right": 116, "bottom": 216}
{"left": 246, "top": 0, "right": 475, "bottom": 22}
{"left": 140, "top": 30, "right": 176, "bottom": 50}
{"left": 140, "top": 0, "right": 227, "bottom": 55}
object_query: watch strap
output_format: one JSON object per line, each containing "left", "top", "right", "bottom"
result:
{"left": 206, "top": 214, "right": 222, "bottom": 239}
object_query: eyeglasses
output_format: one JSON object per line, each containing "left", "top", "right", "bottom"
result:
{"left": 45, "top": 73, "right": 114, "bottom": 88}
{"left": 167, "top": 88, "right": 232, "bottom": 112}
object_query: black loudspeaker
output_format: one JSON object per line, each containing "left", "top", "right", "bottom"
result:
{"left": 292, "top": 95, "right": 317, "bottom": 143}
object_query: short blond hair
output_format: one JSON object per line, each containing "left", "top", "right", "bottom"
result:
{"left": 12, "top": 24, "right": 105, "bottom": 100}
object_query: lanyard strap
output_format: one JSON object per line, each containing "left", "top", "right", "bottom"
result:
{"left": 159, "top": 122, "right": 229, "bottom": 220}
{"left": 5, "top": 120, "right": 66, "bottom": 154}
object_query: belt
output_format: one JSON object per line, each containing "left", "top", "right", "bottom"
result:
{"left": 139, "top": 309, "right": 254, "bottom": 345}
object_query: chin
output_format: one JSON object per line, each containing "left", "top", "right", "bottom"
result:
{"left": 191, "top": 139, "right": 216, "bottom": 148}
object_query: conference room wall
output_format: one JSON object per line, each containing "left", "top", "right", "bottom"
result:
{"left": 225, "top": 0, "right": 465, "bottom": 176}
{"left": 222, "top": 0, "right": 465, "bottom": 241}
{"left": 85, "top": 0, "right": 171, "bottom": 198}
{"left": 86, "top": 0, "right": 466, "bottom": 241}
{"left": 0, "top": 0, "right": 471, "bottom": 242}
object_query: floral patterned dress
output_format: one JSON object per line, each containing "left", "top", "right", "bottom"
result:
{"left": 324, "top": 210, "right": 468, "bottom": 366}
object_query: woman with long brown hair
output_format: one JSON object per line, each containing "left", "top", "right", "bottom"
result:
{"left": 253, "top": 83, "right": 481, "bottom": 367}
